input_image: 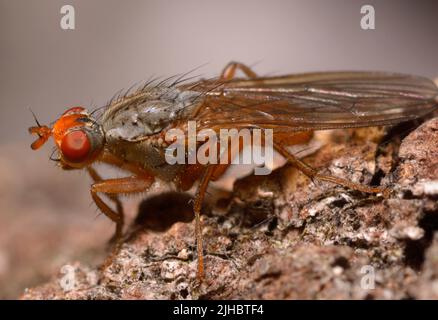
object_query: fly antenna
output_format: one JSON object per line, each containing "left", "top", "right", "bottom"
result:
{"left": 29, "top": 107, "right": 42, "bottom": 128}
{"left": 28, "top": 108, "right": 51, "bottom": 150}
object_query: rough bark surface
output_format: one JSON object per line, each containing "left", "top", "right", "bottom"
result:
{"left": 21, "top": 117, "right": 438, "bottom": 300}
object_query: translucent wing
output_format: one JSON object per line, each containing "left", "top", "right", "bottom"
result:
{"left": 186, "top": 71, "right": 438, "bottom": 132}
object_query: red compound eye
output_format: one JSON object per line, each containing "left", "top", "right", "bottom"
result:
{"left": 61, "top": 130, "right": 91, "bottom": 163}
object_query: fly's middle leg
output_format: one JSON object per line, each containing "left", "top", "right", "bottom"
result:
{"left": 193, "top": 165, "right": 216, "bottom": 281}
{"left": 273, "top": 142, "right": 390, "bottom": 197}
{"left": 220, "top": 61, "right": 258, "bottom": 80}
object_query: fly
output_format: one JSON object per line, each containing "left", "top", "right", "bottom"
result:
{"left": 28, "top": 62, "right": 438, "bottom": 279}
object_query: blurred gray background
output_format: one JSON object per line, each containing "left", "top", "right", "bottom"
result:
{"left": 0, "top": 0, "right": 437, "bottom": 298}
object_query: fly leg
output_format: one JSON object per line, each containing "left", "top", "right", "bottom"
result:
{"left": 90, "top": 175, "right": 155, "bottom": 269}
{"left": 193, "top": 165, "right": 216, "bottom": 280}
{"left": 273, "top": 142, "right": 390, "bottom": 197}
{"left": 87, "top": 167, "right": 124, "bottom": 243}
{"left": 220, "top": 61, "right": 258, "bottom": 80}
{"left": 90, "top": 175, "right": 155, "bottom": 239}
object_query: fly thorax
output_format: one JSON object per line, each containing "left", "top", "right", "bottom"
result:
{"left": 103, "top": 88, "right": 200, "bottom": 142}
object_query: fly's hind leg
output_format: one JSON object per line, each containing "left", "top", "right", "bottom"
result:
{"left": 220, "top": 61, "right": 258, "bottom": 80}
{"left": 273, "top": 142, "right": 390, "bottom": 197}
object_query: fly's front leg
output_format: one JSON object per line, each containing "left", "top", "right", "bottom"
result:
{"left": 87, "top": 167, "right": 124, "bottom": 242}
{"left": 273, "top": 142, "right": 390, "bottom": 197}
{"left": 220, "top": 61, "right": 258, "bottom": 80}
{"left": 90, "top": 175, "right": 155, "bottom": 244}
